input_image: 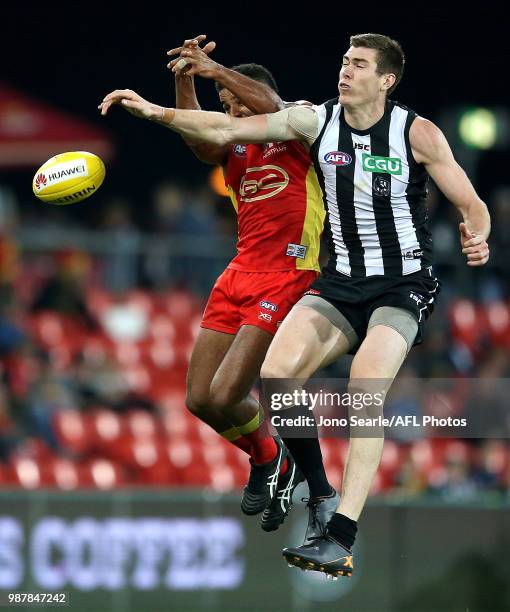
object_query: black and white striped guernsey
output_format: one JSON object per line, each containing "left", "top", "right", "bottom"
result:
{"left": 310, "top": 98, "right": 432, "bottom": 278}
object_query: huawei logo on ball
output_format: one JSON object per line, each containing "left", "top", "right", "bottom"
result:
{"left": 35, "top": 173, "right": 47, "bottom": 190}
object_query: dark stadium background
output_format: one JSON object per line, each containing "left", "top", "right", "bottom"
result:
{"left": 0, "top": 5, "right": 509, "bottom": 612}
{"left": 3, "top": 5, "right": 509, "bottom": 207}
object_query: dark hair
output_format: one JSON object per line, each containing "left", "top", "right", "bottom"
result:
{"left": 214, "top": 63, "right": 279, "bottom": 93}
{"left": 349, "top": 33, "right": 405, "bottom": 95}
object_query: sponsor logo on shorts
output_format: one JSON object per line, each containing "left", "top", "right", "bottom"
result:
{"left": 258, "top": 312, "right": 272, "bottom": 322}
{"left": 324, "top": 151, "right": 352, "bottom": 166}
{"left": 409, "top": 291, "right": 424, "bottom": 305}
{"left": 402, "top": 248, "right": 424, "bottom": 260}
{"left": 362, "top": 154, "right": 402, "bottom": 175}
{"left": 233, "top": 144, "right": 247, "bottom": 157}
{"left": 373, "top": 175, "right": 391, "bottom": 197}
{"left": 286, "top": 243, "right": 307, "bottom": 259}
{"left": 239, "top": 165, "right": 289, "bottom": 202}
{"left": 305, "top": 288, "right": 321, "bottom": 296}
{"left": 260, "top": 301, "right": 278, "bottom": 312}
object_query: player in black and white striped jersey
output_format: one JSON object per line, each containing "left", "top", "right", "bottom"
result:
{"left": 100, "top": 33, "right": 490, "bottom": 577}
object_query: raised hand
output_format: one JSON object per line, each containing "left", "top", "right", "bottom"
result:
{"left": 98, "top": 89, "right": 162, "bottom": 121}
{"left": 459, "top": 222, "right": 490, "bottom": 266}
{"left": 166, "top": 34, "right": 218, "bottom": 79}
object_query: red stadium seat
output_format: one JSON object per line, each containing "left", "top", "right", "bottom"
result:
{"left": 90, "top": 408, "right": 125, "bottom": 455}
{"left": 149, "top": 314, "right": 176, "bottom": 341}
{"left": 10, "top": 457, "right": 50, "bottom": 489}
{"left": 126, "top": 410, "right": 160, "bottom": 439}
{"left": 51, "top": 458, "right": 82, "bottom": 490}
{"left": 448, "top": 299, "right": 486, "bottom": 350}
{"left": 86, "top": 458, "right": 127, "bottom": 489}
{"left": 53, "top": 409, "right": 93, "bottom": 455}
{"left": 485, "top": 301, "right": 510, "bottom": 347}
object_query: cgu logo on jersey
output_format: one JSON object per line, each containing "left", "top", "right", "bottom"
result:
{"left": 324, "top": 151, "right": 352, "bottom": 166}
{"left": 233, "top": 144, "right": 247, "bottom": 157}
{"left": 362, "top": 154, "right": 402, "bottom": 175}
{"left": 239, "top": 165, "right": 289, "bottom": 202}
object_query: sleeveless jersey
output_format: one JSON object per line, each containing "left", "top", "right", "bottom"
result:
{"left": 224, "top": 140, "right": 325, "bottom": 272}
{"left": 310, "top": 98, "right": 432, "bottom": 277}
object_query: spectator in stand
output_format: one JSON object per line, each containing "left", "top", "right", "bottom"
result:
{"left": 24, "top": 349, "right": 77, "bottom": 452}
{"left": 0, "top": 383, "right": 18, "bottom": 461}
{"left": 0, "top": 234, "right": 19, "bottom": 310}
{"left": 31, "top": 249, "right": 97, "bottom": 330}
{"left": 100, "top": 201, "right": 139, "bottom": 292}
{"left": 73, "top": 351, "right": 156, "bottom": 414}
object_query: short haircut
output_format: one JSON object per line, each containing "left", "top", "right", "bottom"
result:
{"left": 350, "top": 33, "right": 405, "bottom": 95}
{"left": 215, "top": 63, "right": 279, "bottom": 94}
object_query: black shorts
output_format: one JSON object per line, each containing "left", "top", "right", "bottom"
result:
{"left": 305, "top": 266, "right": 441, "bottom": 350}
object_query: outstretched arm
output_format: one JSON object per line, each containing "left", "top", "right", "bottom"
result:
{"left": 99, "top": 89, "right": 316, "bottom": 146}
{"left": 410, "top": 117, "right": 490, "bottom": 267}
{"left": 172, "top": 35, "right": 228, "bottom": 165}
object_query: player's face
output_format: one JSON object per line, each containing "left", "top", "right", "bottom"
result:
{"left": 218, "top": 89, "right": 253, "bottom": 117}
{"left": 338, "top": 47, "right": 390, "bottom": 106}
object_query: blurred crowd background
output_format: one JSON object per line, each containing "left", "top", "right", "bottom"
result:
{"left": 0, "top": 175, "right": 509, "bottom": 501}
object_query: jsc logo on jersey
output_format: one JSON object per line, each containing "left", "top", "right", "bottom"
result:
{"left": 324, "top": 151, "right": 352, "bottom": 166}
{"left": 362, "top": 154, "right": 402, "bottom": 175}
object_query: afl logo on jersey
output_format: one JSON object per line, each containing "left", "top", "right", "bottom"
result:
{"left": 233, "top": 144, "right": 247, "bottom": 157}
{"left": 324, "top": 151, "right": 352, "bottom": 166}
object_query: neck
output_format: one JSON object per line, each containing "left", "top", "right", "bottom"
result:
{"left": 342, "top": 98, "right": 386, "bottom": 131}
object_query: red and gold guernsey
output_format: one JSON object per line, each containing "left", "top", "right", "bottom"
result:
{"left": 224, "top": 140, "right": 325, "bottom": 272}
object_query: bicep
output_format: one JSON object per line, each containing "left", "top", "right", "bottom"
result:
{"left": 411, "top": 118, "right": 481, "bottom": 209}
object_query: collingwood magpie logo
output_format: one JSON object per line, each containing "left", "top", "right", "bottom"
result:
{"left": 373, "top": 175, "right": 390, "bottom": 196}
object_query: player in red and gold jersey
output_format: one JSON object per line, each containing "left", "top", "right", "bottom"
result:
{"left": 101, "top": 35, "right": 325, "bottom": 529}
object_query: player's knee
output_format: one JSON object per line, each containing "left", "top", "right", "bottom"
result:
{"left": 208, "top": 380, "right": 242, "bottom": 414}
{"left": 185, "top": 390, "right": 209, "bottom": 417}
{"left": 260, "top": 357, "right": 290, "bottom": 380}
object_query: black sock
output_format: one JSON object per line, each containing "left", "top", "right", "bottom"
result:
{"left": 282, "top": 436, "right": 333, "bottom": 498}
{"left": 263, "top": 382, "right": 333, "bottom": 498}
{"left": 327, "top": 513, "right": 358, "bottom": 550}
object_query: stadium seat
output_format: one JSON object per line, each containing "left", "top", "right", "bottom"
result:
{"left": 86, "top": 458, "right": 126, "bottom": 489}
{"left": 90, "top": 408, "right": 125, "bottom": 454}
{"left": 126, "top": 410, "right": 160, "bottom": 439}
{"left": 10, "top": 457, "right": 49, "bottom": 489}
{"left": 51, "top": 458, "right": 82, "bottom": 490}
{"left": 53, "top": 409, "right": 94, "bottom": 455}
{"left": 448, "top": 299, "right": 485, "bottom": 349}
{"left": 485, "top": 301, "right": 510, "bottom": 347}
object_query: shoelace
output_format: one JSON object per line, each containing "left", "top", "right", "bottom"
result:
{"left": 301, "top": 497, "right": 324, "bottom": 530}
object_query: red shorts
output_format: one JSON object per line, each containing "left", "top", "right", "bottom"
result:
{"left": 201, "top": 268, "right": 318, "bottom": 336}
